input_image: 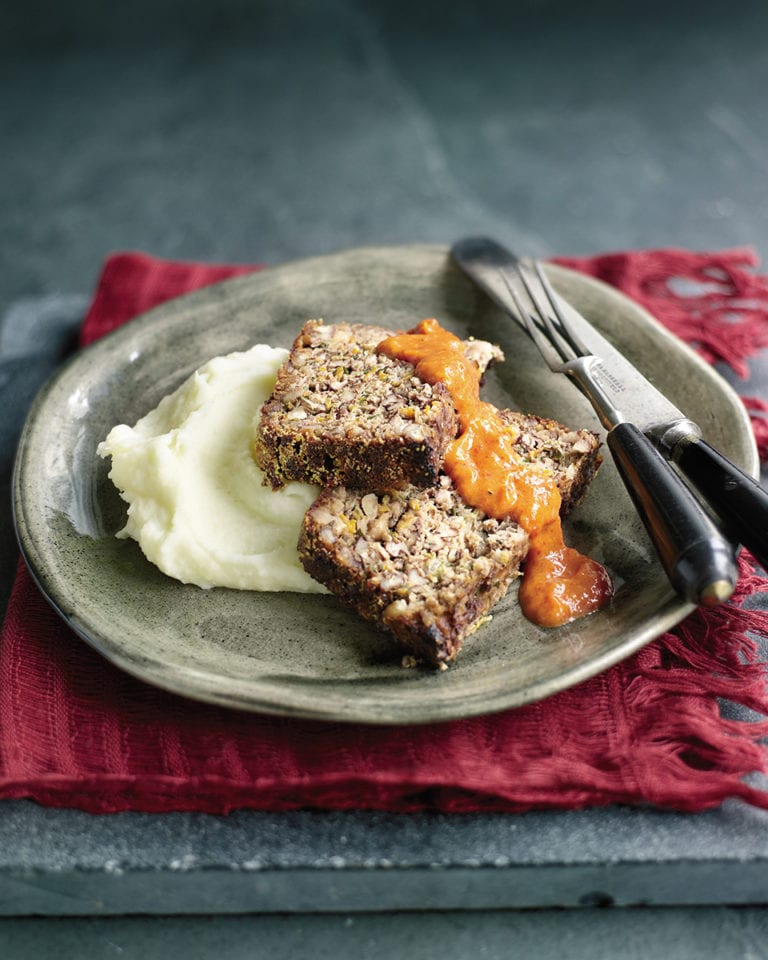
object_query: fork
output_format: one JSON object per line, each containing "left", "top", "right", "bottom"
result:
{"left": 504, "top": 258, "right": 738, "bottom": 607}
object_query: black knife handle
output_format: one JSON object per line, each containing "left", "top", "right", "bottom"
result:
{"left": 607, "top": 422, "right": 738, "bottom": 605}
{"left": 674, "top": 437, "right": 768, "bottom": 570}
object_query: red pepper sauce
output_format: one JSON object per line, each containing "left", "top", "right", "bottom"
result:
{"left": 377, "top": 318, "right": 612, "bottom": 627}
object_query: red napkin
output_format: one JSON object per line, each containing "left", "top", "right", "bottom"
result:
{"left": 2, "top": 247, "right": 768, "bottom": 815}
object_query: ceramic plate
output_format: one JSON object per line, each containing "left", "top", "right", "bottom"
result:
{"left": 13, "top": 245, "right": 758, "bottom": 724}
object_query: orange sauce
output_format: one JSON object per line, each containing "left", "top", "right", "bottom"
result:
{"left": 377, "top": 318, "right": 612, "bottom": 627}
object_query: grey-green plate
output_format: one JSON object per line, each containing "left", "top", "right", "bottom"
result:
{"left": 13, "top": 245, "right": 758, "bottom": 724}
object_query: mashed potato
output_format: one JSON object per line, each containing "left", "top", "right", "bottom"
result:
{"left": 98, "top": 344, "right": 326, "bottom": 593}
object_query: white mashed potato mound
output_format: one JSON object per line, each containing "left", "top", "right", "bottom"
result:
{"left": 98, "top": 344, "right": 326, "bottom": 593}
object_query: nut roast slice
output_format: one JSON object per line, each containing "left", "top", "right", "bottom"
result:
{"left": 254, "top": 319, "right": 502, "bottom": 491}
{"left": 299, "top": 476, "right": 529, "bottom": 668}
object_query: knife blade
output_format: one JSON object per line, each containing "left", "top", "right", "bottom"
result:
{"left": 451, "top": 236, "right": 768, "bottom": 581}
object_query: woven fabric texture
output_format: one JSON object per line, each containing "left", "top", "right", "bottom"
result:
{"left": 1, "top": 247, "right": 767, "bottom": 815}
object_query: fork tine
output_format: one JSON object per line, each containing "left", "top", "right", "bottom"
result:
{"left": 500, "top": 271, "right": 564, "bottom": 371}
{"left": 531, "top": 260, "right": 591, "bottom": 359}
{"left": 515, "top": 261, "right": 576, "bottom": 366}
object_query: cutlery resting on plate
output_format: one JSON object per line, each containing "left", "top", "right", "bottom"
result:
{"left": 452, "top": 236, "right": 768, "bottom": 605}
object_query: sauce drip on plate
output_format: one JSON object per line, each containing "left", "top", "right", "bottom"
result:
{"left": 377, "top": 318, "right": 612, "bottom": 627}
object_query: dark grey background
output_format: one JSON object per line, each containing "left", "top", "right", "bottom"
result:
{"left": 3, "top": 1, "right": 768, "bottom": 955}
{"left": 4, "top": 0, "right": 768, "bottom": 300}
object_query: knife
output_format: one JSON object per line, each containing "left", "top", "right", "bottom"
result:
{"left": 451, "top": 236, "right": 768, "bottom": 601}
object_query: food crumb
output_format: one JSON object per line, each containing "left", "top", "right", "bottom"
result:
{"left": 467, "top": 614, "right": 493, "bottom": 637}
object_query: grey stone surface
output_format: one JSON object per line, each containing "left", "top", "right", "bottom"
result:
{"left": 3, "top": 0, "right": 768, "bottom": 950}
{"left": 3, "top": 0, "right": 768, "bottom": 303}
{"left": 3, "top": 800, "right": 768, "bottom": 873}
{"left": 3, "top": 907, "right": 768, "bottom": 960}
{"left": 4, "top": 801, "right": 768, "bottom": 916}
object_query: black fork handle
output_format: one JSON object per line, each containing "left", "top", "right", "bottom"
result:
{"left": 607, "top": 422, "right": 738, "bottom": 605}
{"left": 674, "top": 437, "right": 768, "bottom": 570}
